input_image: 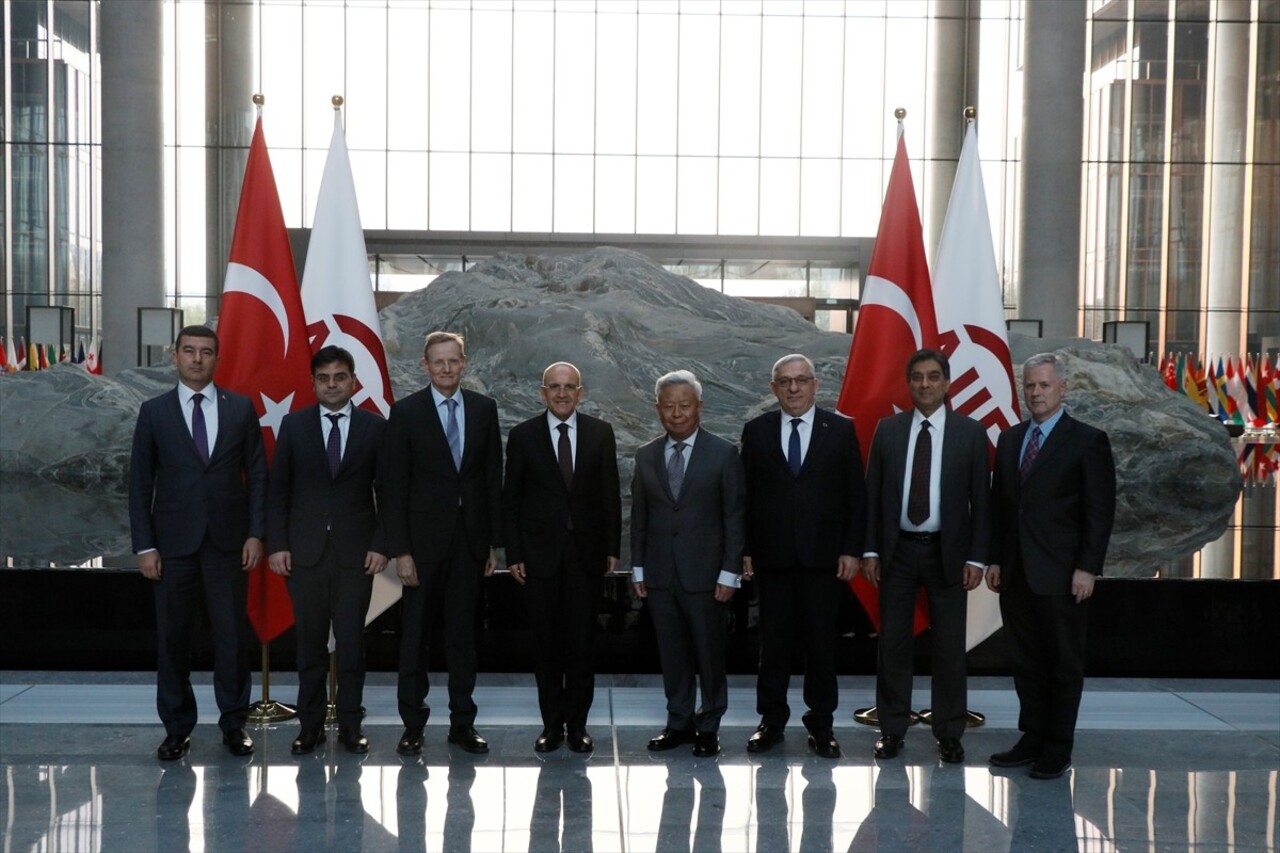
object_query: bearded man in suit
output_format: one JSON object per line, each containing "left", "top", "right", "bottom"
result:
{"left": 267, "top": 345, "right": 387, "bottom": 755}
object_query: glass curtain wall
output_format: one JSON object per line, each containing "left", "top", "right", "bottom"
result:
{"left": 160, "top": 0, "right": 1024, "bottom": 316}
{"left": 1, "top": 0, "right": 101, "bottom": 346}
{"left": 1082, "top": 0, "right": 1278, "bottom": 356}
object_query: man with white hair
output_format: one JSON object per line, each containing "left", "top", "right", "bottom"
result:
{"left": 631, "top": 370, "right": 746, "bottom": 757}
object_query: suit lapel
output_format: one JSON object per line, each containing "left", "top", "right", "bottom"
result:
{"left": 165, "top": 389, "right": 206, "bottom": 466}
{"left": 888, "top": 413, "right": 912, "bottom": 506}
{"left": 541, "top": 413, "right": 571, "bottom": 494}
{"left": 802, "top": 410, "right": 831, "bottom": 475}
{"left": 338, "top": 407, "right": 366, "bottom": 477}
{"left": 676, "top": 433, "right": 710, "bottom": 501}
{"left": 459, "top": 390, "right": 481, "bottom": 472}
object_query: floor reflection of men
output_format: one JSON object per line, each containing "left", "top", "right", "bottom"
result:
{"left": 530, "top": 763, "right": 594, "bottom": 852}
{"left": 752, "top": 761, "right": 838, "bottom": 852}
{"left": 655, "top": 759, "right": 726, "bottom": 853}
{"left": 1004, "top": 769, "right": 1077, "bottom": 850}
{"left": 153, "top": 764, "right": 196, "bottom": 852}
{"left": 395, "top": 759, "right": 478, "bottom": 853}
{"left": 295, "top": 760, "right": 366, "bottom": 852}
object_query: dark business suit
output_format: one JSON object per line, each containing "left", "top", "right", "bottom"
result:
{"left": 381, "top": 386, "right": 502, "bottom": 730}
{"left": 128, "top": 385, "right": 266, "bottom": 737}
{"left": 864, "top": 408, "right": 991, "bottom": 740}
{"left": 990, "top": 411, "right": 1115, "bottom": 758}
{"left": 631, "top": 429, "right": 746, "bottom": 733}
{"left": 503, "top": 411, "right": 621, "bottom": 732}
{"left": 266, "top": 404, "right": 386, "bottom": 731}
{"left": 740, "top": 407, "right": 867, "bottom": 733}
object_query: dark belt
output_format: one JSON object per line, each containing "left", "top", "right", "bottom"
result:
{"left": 898, "top": 529, "right": 940, "bottom": 543}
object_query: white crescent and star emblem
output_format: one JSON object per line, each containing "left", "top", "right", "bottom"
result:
{"left": 223, "top": 262, "right": 292, "bottom": 358}
{"left": 860, "top": 275, "right": 923, "bottom": 348}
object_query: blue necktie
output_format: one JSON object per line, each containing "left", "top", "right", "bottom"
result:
{"left": 191, "top": 392, "right": 210, "bottom": 464}
{"left": 326, "top": 413, "right": 344, "bottom": 477}
{"left": 444, "top": 397, "right": 462, "bottom": 470}
{"left": 787, "top": 417, "right": 802, "bottom": 477}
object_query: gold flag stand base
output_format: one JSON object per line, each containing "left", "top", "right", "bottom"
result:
{"left": 853, "top": 706, "right": 986, "bottom": 728}
{"left": 247, "top": 642, "right": 297, "bottom": 726}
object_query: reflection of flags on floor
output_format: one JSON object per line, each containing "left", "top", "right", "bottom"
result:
{"left": 837, "top": 122, "right": 936, "bottom": 635}
{"left": 214, "top": 114, "right": 316, "bottom": 644}
{"left": 931, "top": 119, "right": 1019, "bottom": 651}
{"left": 302, "top": 108, "right": 402, "bottom": 632}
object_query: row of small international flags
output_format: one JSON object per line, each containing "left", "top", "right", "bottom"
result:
{"left": 1238, "top": 443, "right": 1280, "bottom": 486}
{"left": 1155, "top": 352, "right": 1280, "bottom": 429}
{"left": 0, "top": 336, "right": 102, "bottom": 375}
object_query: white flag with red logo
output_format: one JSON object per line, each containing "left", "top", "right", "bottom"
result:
{"left": 301, "top": 109, "right": 400, "bottom": 629}
{"left": 215, "top": 115, "right": 316, "bottom": 644}
{"left": 932, "top": 119, "right": 1021, "bottom": 650}
{"left": 837, "top": 124, "right": 938, "bottom": 634}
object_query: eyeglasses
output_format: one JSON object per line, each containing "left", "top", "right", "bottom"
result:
{"left": 542, "top": 383, "right": 581, "bottom": 392}
{"left": 772, "top": 376, "right": 815, "bottom": 388}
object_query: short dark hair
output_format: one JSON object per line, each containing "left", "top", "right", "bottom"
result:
{"left": 312, "top": 345, "right": 355, "bottom": 374}
{"left": 175, "top": 325, "right": 219, "bottom": 354}
{"left": 906, "top": 348, "right": 950, "bottom": 380}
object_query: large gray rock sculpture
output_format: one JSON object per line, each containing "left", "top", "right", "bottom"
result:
{"left": 0, "top": 247, "right": 1242, "bottom": 574}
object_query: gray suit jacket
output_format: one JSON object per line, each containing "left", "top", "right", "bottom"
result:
{"left": 630, "top": 428, "right": 746, "bottom": 593}
{"left": 863, "top": 408, "right": 991, "bottom": 583}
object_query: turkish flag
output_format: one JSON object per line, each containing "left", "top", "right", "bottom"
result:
{"left": 215, "top": 116, "right": 316, "bottom": 644}
{"left": 300, "top": 109, "right": 401, "bottom": 630}
{"left": 837, "top": 126, "right": 937, "bottom": 634}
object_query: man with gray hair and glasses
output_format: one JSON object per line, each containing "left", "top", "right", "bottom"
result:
{"left": 631, "top": 370, "right": 746, "bottom": 757}
{"left": 739, "top": 354, "right": 867, "bottom": 759}
{"left": 986, "top": 352, "right": 1116, "bottom": 780}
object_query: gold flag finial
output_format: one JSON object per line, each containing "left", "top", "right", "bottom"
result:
{"left": 252, "top": 93, "right": 265, "bottom": 107}
{"left": 332, "top": 95, "right": 344, "bottom": 109}
{"left": 964, "top": 105, "right": 977, "bottom": 120}
{"left": 894, "top": 107, "right": 906, "bottom": 120}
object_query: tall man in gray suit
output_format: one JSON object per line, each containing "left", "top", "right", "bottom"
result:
{"left": 631, "top": 370, "right": 746, "bottom": 757}
{"left": 861, "top": 348, "right": 991, "bottom": 764}
{"left": 129, "top": 325, "right": 267, "bottom": 761}
{"left": 267, "top": 345, "right": 387, "bottom": 755}
{"left": 986, "top": 353, "right": 1116, "bottom": 779}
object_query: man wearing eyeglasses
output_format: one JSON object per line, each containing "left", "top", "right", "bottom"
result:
{"left": 502, "top": 362, "right": 622, "bottom": 754}
{"left": 739, "top": 354, "right": 867, "bottom": 758}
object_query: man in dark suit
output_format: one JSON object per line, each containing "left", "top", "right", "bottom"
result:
{"left": 631, "top": 370, "right": 746, "bottom": 757}
{"left": 986, "top": 352, "right": 1116, "bottom": 779}
{"left": 739, "top": 354, "right": 867, "bottom": 759}
{"left": 266, "top": 345, "right": 387, "bottom": 755}
{"left": 503, "top": 362, "right": 621, "bottom": 754}
{"left": 381, "top": 331, "right": 503, "bottom": 756}
{"left": 128, "top": 325, "right": 266, "bottom": 760}
{"left": 861, "top": 348, "right": 991, "bottom": 764}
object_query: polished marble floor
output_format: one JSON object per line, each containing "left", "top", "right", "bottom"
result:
{"left": 1, "top": 672, "right": 1277, "bottom": 852}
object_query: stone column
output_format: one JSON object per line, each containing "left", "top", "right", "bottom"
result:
{"left": 1016, "top": 0, "right": 1086, "bottom": 337}
{"left": 205, "top": 0, "right": 257, "bottom": 324}
{"left": 925, "top": 0, "right": 981, "bottom": 264}
{"left": 100, "top": 3, "right": 164, "bottom": 372}
{"left": 1203, "top": 0, "right": 1251, "bottom": 359}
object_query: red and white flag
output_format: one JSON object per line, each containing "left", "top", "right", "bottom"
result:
{"left": 932, "top": 119, "right": 1021, "bottom": 650}
{"left": 301, "top": 108, "right": 400, "bottom": 629}
{"left": 215, "top": 115, "right": 316, "bottom": 644}
{"left": 84, "top": 335, "right": 102, "bottom": 375}
{"left": 837, "top": 124, "right": 938, "bottom": 634}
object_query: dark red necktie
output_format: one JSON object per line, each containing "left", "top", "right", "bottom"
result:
{"left": 326, "top": 413, "right": 344, "bottom": 477}
{"left": 1020, "top": 425, "right": 1042, "bottom": 481}
{"left": 556, "top": 422, "right": 573, "bottom": 489}
{"left": 906, "top": 421, "right": 931, "bottom": 525}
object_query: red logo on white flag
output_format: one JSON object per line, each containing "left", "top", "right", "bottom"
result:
{"left": 215, "top": 116, "right": 316, "bottom": 644}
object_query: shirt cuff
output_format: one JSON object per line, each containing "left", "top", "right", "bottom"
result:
{"left": 863, "top": 551, "right": 879, "bottom": 559}
{"left": 967, "top": 561, "right": 986, "bottom": 570}
{"left": 717, "top": 570, "right": 740, "bottom": 588}
{"left": 632, "top": 566, "right": 644, "bottom": 583}
{"left": 137, "top": 548, "right": 157, "bottom": 556}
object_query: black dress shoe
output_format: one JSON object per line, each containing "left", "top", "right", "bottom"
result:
{"left": 692, "top": 732, "right": 721, "bottom": 757}
{"left": 647, "top": 728, "right": 694, "bottom": 752}
{"left": 874, "top": 734, "right": 904, "bottom": 759}
{"left": 535, "top": 727, "right": 564, "bottom": 753}
{"left": 292, "top": 727, "right": 326, "bottom": 755}
{"left": 396, "top": 730, "right": 424, "bottom": 756}
{"left": 1029, "top": 755, "right": 1072, "bottom": 779}
{"left": 338, "top": 727, "right": 369, "bottom": 754}
{"left": 448, "top": 726, "right": 489, "bottom": 754}
{"left": 989, "top": 736, "right": 1042, "bottom": 768}
{"left": 937, "top": 737, "right": 965, "bottom": 764}
{"left": 157, "top": 735, "right": 190, "bottom": 761}
{"left": 566, "top": 728, "right": 594, "bottom": 753}
{"left": 746, "top": 724, "right": 784, "bottom": 754}
{"left": 222, "top": 728, "right": 254, "bottom": 756}
{"left": 808, "top": 731, "right": 841, "bottom": 759}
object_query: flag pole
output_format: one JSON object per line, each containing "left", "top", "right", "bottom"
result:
{"left": 248, "top": 641, "right": 297, "bottom": 723}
